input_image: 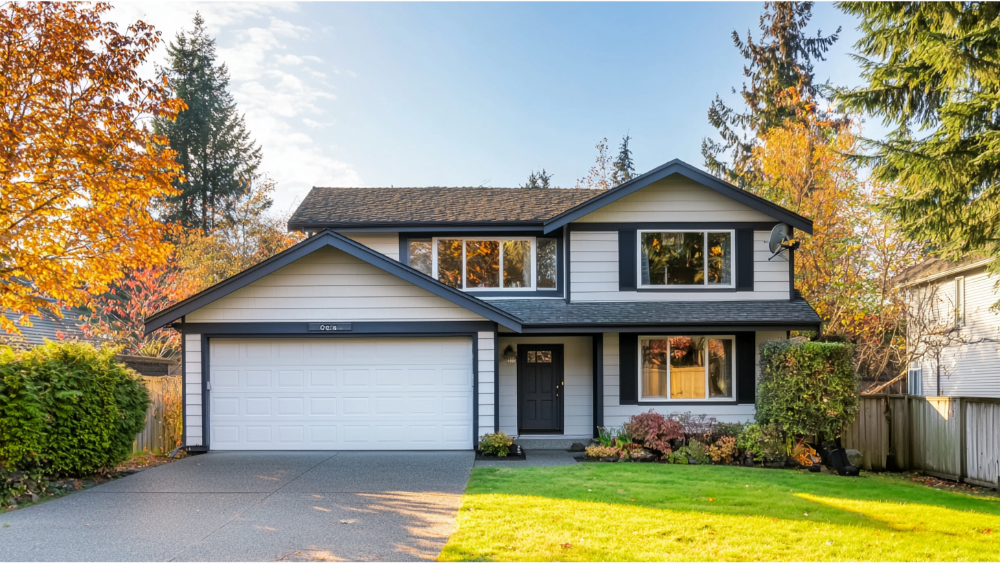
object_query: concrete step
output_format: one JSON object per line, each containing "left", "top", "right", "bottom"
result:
{"left": 514, "top": 436, "right": 594, "bottom": 450}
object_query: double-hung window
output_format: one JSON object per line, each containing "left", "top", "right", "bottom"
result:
{"left": 639, "top": 336, "right": 735, "bottom": 400}
{"left": 408, "top": 237, "right": 557, "bottom": 291}
{"left": 638, "top": 230, "right": 734, "bottom": 287}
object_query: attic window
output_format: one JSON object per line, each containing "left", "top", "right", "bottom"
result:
{"left": 431, "top": 237, "right": 557, "bottom": 291}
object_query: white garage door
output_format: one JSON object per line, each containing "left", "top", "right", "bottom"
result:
{"left": 208, "top": 337, "right": 473, "bottom": 450}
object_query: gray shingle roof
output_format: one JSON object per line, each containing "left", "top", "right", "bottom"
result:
{"left": 489, "top": 299, "right": 822, "bottom": 327}
{"left": 1, "top": 307, "right": 95, "bottom": 347}
{"left": 895, "top": 254, "right": 994, "bottom": 287}
{"left": 288, "top": 187, "right": 601, "bottom": 229}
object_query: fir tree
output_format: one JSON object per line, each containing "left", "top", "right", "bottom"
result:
{"left": 702, "top": 2, "right": 839, "bottom": 187}
{"left": 154, "top": 13, "right": 263, "bottom": 232}
{"left": 837, "top": 2, "right": 1000, "bottom": 286}
{"left": 521, "top": 169, "right": 553, "bottom": 189}
{"left": 611, "top": 134, "right": 636, "bottom": 186}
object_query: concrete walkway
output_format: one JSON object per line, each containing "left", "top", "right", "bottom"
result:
{"left": 0, "top": 451, "right": 474, "bottom": 562}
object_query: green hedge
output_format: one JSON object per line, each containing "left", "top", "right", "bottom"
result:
{"left": 0, "top": 341, "right": 150, "bottom": 476}
{"left": 756, "top": 340, "right": 859, "bottom": 440}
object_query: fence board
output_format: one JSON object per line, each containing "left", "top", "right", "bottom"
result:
{"left": 132, "top": 375, "right": 182, "bottom": 455}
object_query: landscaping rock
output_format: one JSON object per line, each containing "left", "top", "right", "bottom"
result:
{"left": 631, "top": 449, "right": 657, "bottom": 462}
{"left": 568, "top": 442, "right": 586, "bottom": 452}
{"left": 846, "top": 449, "right": 864, "bottom": 468}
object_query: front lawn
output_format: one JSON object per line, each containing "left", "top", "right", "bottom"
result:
{"left": 440, "top": 464, "right": 1000, "bottom": 562}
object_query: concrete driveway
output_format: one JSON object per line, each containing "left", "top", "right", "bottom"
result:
{"left": 0, "top": 451, "right": 474, "bottom": 562}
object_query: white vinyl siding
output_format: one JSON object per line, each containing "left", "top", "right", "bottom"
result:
{"left": 569, "top": 230, "right": 789, "bottom": 301}
{"left": 343, "top": 232, "right": 399, "bottom": 260}
{"left": 497, "top": 336, "right": 593, "bottom": 437}
{"left": 184, "top": 333, "right": 203, "bottom": 447}
{"left": 913, "top": 268, "right": 1000, "bottom": 398}
{"left": 478, "top": 331, "right": 496, "bottom": 433}
{"left": 184, "top": 246, "right": 487, "bottom": 323}
{"left": 574, "top": 176, "right": 776, "bottom": 223}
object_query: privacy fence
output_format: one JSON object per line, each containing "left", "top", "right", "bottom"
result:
{"left": 132, "top": 375, "right": 183, "bottom": 455}
{"left": 842, "top": 395, "right": 1000, "bottom": 488}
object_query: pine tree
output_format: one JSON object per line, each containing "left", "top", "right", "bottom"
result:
{"left": 154, "top": 13, "right": 263, "bottom": 232}
{"left": 611, "top": 134, "right": 636, "bottom": 186}
{"left": 837, "top": 2, "right": 1000, "bottom": 281}
{"left": 521, "top": 169, "right": 553, "bottom": 189}
{"left": 702, "top": 2, "right": 839, "bottom": 188}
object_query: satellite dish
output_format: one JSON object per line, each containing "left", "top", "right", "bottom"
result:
{"left": 768, "top": 223, "right": 798, "bottom": 260}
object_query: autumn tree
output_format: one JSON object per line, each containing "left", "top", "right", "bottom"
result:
{"left": 79, "top": 267, "right": 199, "bottom": 359}
{"left": 176, "top": 178, "right": 303, "bottom": 290}
{"left": 0, "top": 3, "right": 183, "bottom": 335}
{"left": 703, "top": 1, "right": 840, "bottom": 187}
{"left": 836, "top": 2, "right": 1000, "bottom": 298}
{"left": 154, "top": 12, "right": 262, "bottom": 233}
{"left": 576, "top": 138, "right": 613, "bottom": 190}
{"left": 752, "top": 91, "right": 921, "bottom": 385}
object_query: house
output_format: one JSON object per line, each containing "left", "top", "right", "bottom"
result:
{"left": 896, "top": 255, "right": 1000, "bottom": 398}
{"left": 144, "top": 159, "right": 821, "bottom": 452}
{"left": 1, "top": 305, "right": 95, "bottom": 347}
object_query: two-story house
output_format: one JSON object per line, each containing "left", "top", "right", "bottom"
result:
{"left": 896, "top": 255, "right": 1000, "bottom": 398}
{"left": 145, "top": 159, "right": 821, "bottom": 452}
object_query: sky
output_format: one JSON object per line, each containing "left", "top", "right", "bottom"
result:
{"left": 109, "top": 1, "right": 878, "bottom": 214}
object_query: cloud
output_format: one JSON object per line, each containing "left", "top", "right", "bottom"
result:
{"left": 105, "top": 1, "right": 358, "bottom": 212}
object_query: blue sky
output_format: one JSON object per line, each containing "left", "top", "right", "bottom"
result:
{"left": 112, "top": 2, "right": 874, "bottom": 213}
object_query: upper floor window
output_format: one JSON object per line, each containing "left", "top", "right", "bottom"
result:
{"left": 954, "top": 276, "right": 965, "bottom": 326}
{"left": 639, "top": 230, "right": 733, "bottom": 288}
{"left": 408, "top": 237, "right": 557, "bottom": 291}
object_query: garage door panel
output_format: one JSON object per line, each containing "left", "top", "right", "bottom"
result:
{"left": 209, "top": 337, "right": 473, "bottom": 450}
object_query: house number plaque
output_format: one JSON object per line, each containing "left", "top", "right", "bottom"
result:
{"left": 308, "top": 323, "right": 353, "bottom": 332}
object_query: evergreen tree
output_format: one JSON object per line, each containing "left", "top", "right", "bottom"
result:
{"left": 521, "top": 169, "right": 553, "bottom": 189}
{"left": 837, "top": 2, "right": 1000, "bottom": 280}
{"left": 154, "top": 13, "right": 263, "bottom": 232}
{"left": 702, "top": 2, "right": 839, "bottom": 187}
{"left": 611, "top": 134, "right": 636, "bottom": 185}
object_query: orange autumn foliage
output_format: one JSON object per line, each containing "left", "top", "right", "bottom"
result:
{"left": 0, "top": 3, "right": 184, "bottom": 334}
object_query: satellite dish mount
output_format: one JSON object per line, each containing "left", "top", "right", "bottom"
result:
{"left": 768, "top": 223, "right": 799, "bottom": 261}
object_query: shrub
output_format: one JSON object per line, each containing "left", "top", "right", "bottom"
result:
{"left": 737, "top": 423, "right": 786, "bottom": 463}
{"left": 597, "top": 426, "right": 620, "bottom": 447}
{"left": 624, "top": 410, "right": 684, "bottom": 454}
{"left": 685, "top": 440, "right": 710, "bottom": 464}
{"left": 479, "top": 432, "right": 513, "bottom": 457}
{"left": 585, "top": 445, "right": 619, "bottom": 460}
{"left": 707, "top": 436, "right": 738, "bottom": 463}
{"left": 711, "top": 421, "right": 745, "bottom": 442}
{"left": 671, "top": 412, "right": 716, "bottom": 443}
{"left": 756, "top": 340, "right": 859, "bottom": 440}
{"left": 0, "top": 342, "right": 149, "bottom": 476}
{"left": 666, "top": 450, "right": 689, "bottom": 464}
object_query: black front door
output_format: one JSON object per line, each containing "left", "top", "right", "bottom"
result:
{"left": 518, "top": 345, "right": 564, "bottom": 433}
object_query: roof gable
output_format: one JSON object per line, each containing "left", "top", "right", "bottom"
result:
{"left": 542, "top": 159, "right": 814, "bottom": 234}
{"left": 144, "top": 230, "right": 523, "bottom": 333}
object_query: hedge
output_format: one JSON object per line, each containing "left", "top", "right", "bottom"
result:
{"left": 756, "top": 340, "right": 859, "bottom": 440}
{"left": 0, "top": 341, "right": 150, "bottom": 476}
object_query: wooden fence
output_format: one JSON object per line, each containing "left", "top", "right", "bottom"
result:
{"left": 842, "top": 395, "right": 1000, "bottom": 488}
{"left": 132, "top": 375, "right": 183, "bottom": 455}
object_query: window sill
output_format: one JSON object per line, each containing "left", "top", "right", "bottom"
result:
{"left": 628, "top": 399, "right": 740, "bottom": 406}
{"left": 636, "top": 286, "right": 737, "bottom": 293}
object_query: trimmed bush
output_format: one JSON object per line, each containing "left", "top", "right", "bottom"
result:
{"left": 624, "top": 410, "right": 684, "bottom": 455}
{"left": 479, "top": 432, "right": 514, "bottom": 457}
{"left": 737, "top": 423, "right": 785, "bottom": 463}
{"left": 756, "top": 340, "right": 859, "bottom": 440}
{"left": 0, "top": 342, "right": 149, "bottom": 476}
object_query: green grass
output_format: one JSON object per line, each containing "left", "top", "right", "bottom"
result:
{"left": 440, "top": 464, "right": 1000, "bottom": 562}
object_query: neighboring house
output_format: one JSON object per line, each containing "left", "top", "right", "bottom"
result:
{"left": 1, "top": 306, "right": 94, "bottom": 347}
{"left": 896, "top": 255, "right": 1000, "bottom": 398}
{"left": 145, "top": 158, "right": 821, "bottom": 452}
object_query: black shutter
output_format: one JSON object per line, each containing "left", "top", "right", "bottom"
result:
{"left": 736, "top": 228, "right": 754, "bottom": 292}
{"left": 736, "top": 332, "right": 755, "bottom": 405}
{"left": 619, "top": 229, "right": 637, "bottom": 291}
{"left": 619, "top": 333, "right": 638, "bottom": 405}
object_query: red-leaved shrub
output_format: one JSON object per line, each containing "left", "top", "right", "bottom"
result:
{"left": 624, "top": 410, "right": 684, "bottom": 454}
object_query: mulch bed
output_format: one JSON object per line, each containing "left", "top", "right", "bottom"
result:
{"left": 476, "top": 445, "right": 526, "bottom": 461}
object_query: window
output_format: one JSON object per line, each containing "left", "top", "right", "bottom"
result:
{"left": 955, "top": 276, "right": 965, "bottom": 326}
{"left": 908, "top": 366, "right": 923, "bottom": 396}
{"left": 429, "top": 237, "right": 557, "bottom": 291}
{"left": 639, "top": 231, "right": 733, "bottom": 287}
{"left": 639, "top": 335, "right": 734, "bottom": 400}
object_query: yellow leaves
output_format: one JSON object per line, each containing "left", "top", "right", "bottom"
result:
{"left": 0, "top": 3, "right": 182, "bottom": 333}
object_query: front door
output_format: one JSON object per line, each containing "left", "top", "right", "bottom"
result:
{"left": 517, "top": 345, "right": 564, "bottom": 433}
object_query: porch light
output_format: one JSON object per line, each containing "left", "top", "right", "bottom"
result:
{"left": 503, "top": 345, "right": 516, "bottom": 364}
